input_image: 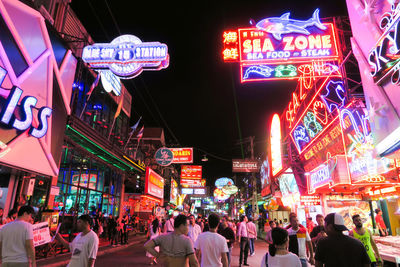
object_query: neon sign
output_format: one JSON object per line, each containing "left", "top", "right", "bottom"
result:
{"left": 0, "top": 68, "right": 52, "bottom": 139}
{"left": 82, "top": 34, "right": 169, "bottom": 79}
{"left": 308, "top": 163, "right": 330, "bottom": 191}
{"left": 100, "top": 70, "right": 121, "bottom": 96}
{"left": 270, "top": 114, "right": 283, "bottom": 176}
{"left": 368, "top": 3, "right": 400, "bottom": 85}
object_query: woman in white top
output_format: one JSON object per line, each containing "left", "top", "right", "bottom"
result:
{"left": 146, "top": 218, "right": 161, "bottom": 265}
{"left": 261, "top": 227, "right": 301, "bottom": 267}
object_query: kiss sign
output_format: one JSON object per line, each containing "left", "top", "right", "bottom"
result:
{"left": 0, "top": 67, "right": 52, "bottom": 139}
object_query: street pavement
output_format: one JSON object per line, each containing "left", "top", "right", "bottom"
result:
{"left": 96, "top": 238, "right": 269, "bottom": 266}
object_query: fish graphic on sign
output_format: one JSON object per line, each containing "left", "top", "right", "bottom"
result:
{"left": 250, "top": 9, "right": 327, "bottom": 40}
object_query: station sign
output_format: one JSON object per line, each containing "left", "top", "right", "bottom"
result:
{"left": 82, "top": 34, "right": 169, "bottom": 79}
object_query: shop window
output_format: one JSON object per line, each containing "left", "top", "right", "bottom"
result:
{"left": 0, "top": 167, "right": 11, "bottom": 209}
{"left": 77, "top": 188, "right": 88, "bottom": 215}
{"left": 64, "top": 185, "right": 78, "bottom": 214}
{"left": 58, "top": 169, "right": 68, "bottom": 183}
{"left": 88, "top": 190, "right": 102, "bottom": 215}
{"left": 29, "top": 177, "right": 50, "bottom": 211}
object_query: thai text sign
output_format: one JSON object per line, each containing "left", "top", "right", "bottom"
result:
{"left": 145, "top": 167, "right": 164, "bottom": 199}
{"left": 33, "top": 222, "right": 51, "bottom": 247}
{"left": 181, "top": 165, "right": 202, "bottom": 179}
{"left": 232, "top": 159, "right": 259, "bottom": 172}
{"left": 171, "top": 148, "right": 193, "bottom": 163}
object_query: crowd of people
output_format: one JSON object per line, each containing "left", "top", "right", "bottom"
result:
{"left": 144, "top": 211, "right": 384, "bottom": 267}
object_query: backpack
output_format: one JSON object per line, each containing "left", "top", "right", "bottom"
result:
{"left": 264, "top": 252, "right": 269, "bottom": 267}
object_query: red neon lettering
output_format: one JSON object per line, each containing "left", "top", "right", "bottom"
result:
{"left": 292, "top": 93, "right": 300, "bottom": 114}
{"left": 308, "top": 35, "right": 322, "bottom": 49}
{"left": 283, "top": 36, "right": 295, "bottom": 51}
{"left": 322, "top": 35, "right": 332, "bottom": 48}
{"left": 262, "top": 39, "right": 275, "bottom": 52}
{"left": 223, "top": 31, "right": 238, "bottom": 44}
{"left": 243, "top": 40, "right": 252, "bottom": 53}
{"left": 295, "top": 36, "right": 308, "bottom": 50}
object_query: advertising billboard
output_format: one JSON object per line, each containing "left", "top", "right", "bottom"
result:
{"left": 232, "top": 159, "right": 259, "bottom": 172}
{"left": 346, "top": 0, "right": 400, "bottom": 157}
{"left": 0, "top": 0, "right": 77, "bottom": 177}
{"left": 145, "top": 167, "right": 164, "bottom": 199}
{"left": 260, "top": 159, "right": 271, "bottom": 196}
{"left": 270, "top": 114, "right": 283, "bottom": 176}
{"left": 181, "top": 165, "right": 202, "bottom": 179}
{"left": 171, "top": 148, "right": 193, "bottom": 164}
{"left": 170, "top": 178, "right": 178, "bottom": 204}
{"left": 181, "top": 179, "right": 206, "bottom": 187}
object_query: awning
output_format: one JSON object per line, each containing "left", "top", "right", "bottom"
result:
{"left": 65, "top": 125, "right": 145, "bottom": 173}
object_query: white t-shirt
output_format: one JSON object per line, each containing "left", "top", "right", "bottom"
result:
{"left": 194, "top": 231, "right": 228, "bottom": 267}
{"left": 260, "top": 252, "right": 302, "bottom": 267}
{"left": 287, "top": 227, "right": 311, "bottom": 259}
{"left": 0, "top": 220, "right": 33, "bottom": 263}
{"left": 188, "top": 224, "right": 202, "bottom": 243}
{"left": 68, "top": 230, "right": 99, "bottom": 267}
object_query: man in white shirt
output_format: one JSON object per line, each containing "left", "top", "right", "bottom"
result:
{"left": 0, "top": 205, "right": 36, "bottom": 267}
{"left": 247, "top": 217, "right": 257, "bottom": 256}
{"left": 188, "top": 214, "right": 202, "bottom": 243}
{"left": 237, "top": 215, "right": 249, "bottom": 266}
{"left": 287, "top": 213, "right": 314, "bottom": 267}
{"left": 195, "top": 213, "right": 228, "bottom": 267}
{"left": 56, "top": 214, "right": 99, "bottom": 267}
{"left": 164, "top": 214, "right": 175, "bottom": 233}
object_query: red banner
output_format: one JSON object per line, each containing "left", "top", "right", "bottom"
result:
{"left": 181, "top": 165, "right": 202, "bottom": 179}
{"left": 171, "top": 148, "right": 193, "bottom": 163}
{"left": 145, "top": 167, "right": 164, "bottom": 199}
{"left": 181, "top": 179, "right": 206, "bottom": 187}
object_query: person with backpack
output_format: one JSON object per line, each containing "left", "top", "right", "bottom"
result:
{"left": 261, "top": 227, "right": 301, "bottom": 267}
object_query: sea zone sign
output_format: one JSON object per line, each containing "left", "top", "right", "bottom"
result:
{"left": 222, "top": 9, "right": 339, "bottom": 83}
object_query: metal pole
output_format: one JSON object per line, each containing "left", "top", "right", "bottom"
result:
{"left": 250, "top": 137, "right": 259, "bottom": 219}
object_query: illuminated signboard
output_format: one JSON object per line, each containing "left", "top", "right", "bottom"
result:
{"left": 155, "top": 147, "right": 174, "bottom": 166}
{"left": 145, "top": 167, "right": 164, "bottom": 199}
{"left": 270, "top": 114, "right": 283, "bottom": 176}
{"left": 213, "top": 188, "right": 230, "bottom": 201}
{"left": 193, "top": 187, "right": 206, "bottom": 195}
{"left": 181, "top": 165, "right": 202, "bottom": 179}
{"left": 260, "top": 159, "right": 271, "bottom": 196}
{"left": 215, "top": 177, "right": 234, "bottom": 189}
{"left": 340, "top": 107, "right": 400, "bottom": 185}
{"left": 222, "top": 9, "right": 340, "bottom": 83}
{"left": 181, "top": 179, "right": 206, "bottom": 187}
{"left": 71, "top": 174, "right": 97, "bottom": 190}
{"left": 300, "top": 195, "right": 321, "bottom": 206}
{"left": 83, "top": 34, "right": 169, "bottom": 79}
{"left": 232, "top": 159, "right": 259, "bottom": 172}
{"left": 170, "top": 148, "right": 193, "bottom": 164}
{"left": 308, "top": 163, "right": 331, "bottom": 190}
{"left": 278, "top": 169, "right": 300, "bottom": 207}
{"left": 170, "top": 179, "right": 178, "bottom": 204}
{"left": 100, "top": 70, "right": 121, "bottom": 96}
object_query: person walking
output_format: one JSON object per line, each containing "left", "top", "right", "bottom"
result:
{"left": 287, "top": 213, "right": 314, "bottom": 267}
{"left": 0, "top": 206, "right": 36, "bottom": 267}
{"left": 188, "top": 214, "right": 202, "bottom": 244}
{"left": 107, "top": 215, "right": 118, "bottom": 246}
{"left": 237, "top": 215, "right": 249, "bottom": 266}
{"left": 374, "top": 209, "right": 388, "bottom": 236}
{"left": 194, "top": 213, "right": 228, "bottom": 267}
{"left": 310, "top": 214, "right": 327, "bottom": 248}
{"left": 146, "top": 218, "right": 161, "bottom": 265}
{"left": 315, "top": 212, "right": 370, "bottom": 267}
{"left": 266, "top": 220, "right": 276, "bottom": 245}
{"left": 218, "top": 215, "right": 235, "bottom": 267}
{"left": 56, "top": 214, "right": 99, "bottom": 267}
{"left": 163, "top": 214, "right": 175, "bottom": 233}
{"left": 261, "top": 227, "right": 301, "bottom": 267}
{"left": 350, "top": 214, "right": 382, "bottom": 267}
{"left": 144, "top": 214, "right": 199, "bottom": 267}
{"left": 121, "top": 213, "right": 128, "bottom": 244}
{"left": 247, "top": 217, "right": 257, "bottom": 256}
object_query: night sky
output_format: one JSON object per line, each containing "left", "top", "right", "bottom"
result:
{"left": 70, "top": 0, "right": 349, "bottom": 182}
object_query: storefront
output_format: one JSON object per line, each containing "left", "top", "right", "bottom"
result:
{"left": 0, "top": 0, "right": 77, "bottom": 217}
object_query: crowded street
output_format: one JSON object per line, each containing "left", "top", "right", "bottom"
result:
{"left": 1, "top": 0, "right": 400, "bottom": 266}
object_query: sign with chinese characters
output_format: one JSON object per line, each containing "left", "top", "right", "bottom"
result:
{"left": 83, "top": 35, "right": 169, "bottom": 79}
{"left": 270, "top": 114, "right": 283, "bottom": 176}
{"left": 181, "top": 165, "right": 202, "bottom": 179}
{"left": 232, "top": 159, "right": 259, "bottom": 172}
{"left": 145, "top": 167, "right": 164, "bottom": 199}
{"left": 155, "top": 147, "right": 174, "bottom": 166}
{"left": 170, "top": 148, "right": 193, "bottom": 164}
{"left": 181, "top": 178, "right": 206, "bottom": 187}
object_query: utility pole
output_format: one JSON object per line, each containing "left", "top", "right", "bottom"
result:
{"left": 250, "top": 136, "right": 259, "bottom": 219}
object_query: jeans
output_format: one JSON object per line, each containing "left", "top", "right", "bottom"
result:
{"left": 239, "top": 237, "right": 249, "bottom": 264}
{"left": 227, "top": 246, "right": 232, "bottom": 266}
{"left": 300, "top": 258, "right": 308, "bottom": 267}
{"left": 249, "top": 238, "right": 255, "bottom": 254}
